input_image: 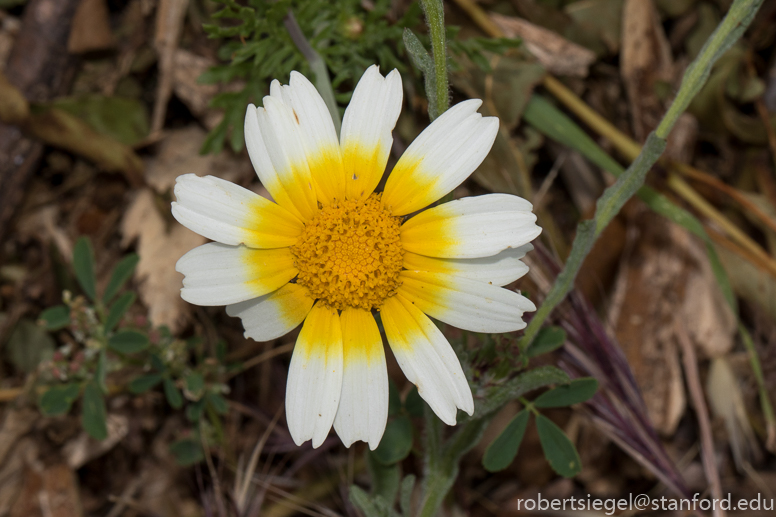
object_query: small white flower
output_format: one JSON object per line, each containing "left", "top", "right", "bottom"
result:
{"left": 172, "top": 65, "right": 541, "bottom": 449}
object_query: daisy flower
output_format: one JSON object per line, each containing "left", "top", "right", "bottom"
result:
{"left": 172, "top": 65, "right": 541, "bottom": 450}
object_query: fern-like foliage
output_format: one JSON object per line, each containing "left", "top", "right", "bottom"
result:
{"left": 200, "top": 0, "right": 420, "bottom": 154}
{"left": 446, "top": 27, "right": 522, "bottom": 72}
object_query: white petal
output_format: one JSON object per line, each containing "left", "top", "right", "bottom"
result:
{"left": 382, "top": 100, "right": 499, "bottom": 215}
{"left": 285, "top": 303, "right": 343, "bottom": 448}
{"left": 287, "top": 71, "right": 346, "bottom": 204}
{"left": 403, "top": 244, "right": 533, "bottom": 286}
{"left": 340, "top": 65, "right": 403, "bottom": 200}
{"left": 334, "top": 308, "right": 389, "bottom": 450}
{"left": 171, "top": 174, "right": 303, "bottom": 248}
{"left": 244, "top": 103, "right": 318, "bottom": 221}
{"left": 397, "top": 271, "right": 535, "bottom": 333}
{"left": 175, "top": 243, "right": 297, "bottom": 306}
{"left": 270, "top": 78, "right": 292, "bottom": 104}
{"left": 401, "top": 194, "right": 541, "bottom": 259}
{"left": 381, "top": 294, "right": 473, "bottom": 425}
{"left": 226, "top": 283, "right": 315, "bottom": 342}
{"left": 267, "top": 74, "right": 346, "bottom": 205}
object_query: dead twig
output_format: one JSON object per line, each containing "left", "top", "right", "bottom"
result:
{"left": 258, "top": 462, "right": 359, "bottom": 517}
{"left": 226, "top": 343, "right": 295, "bottom": 381}
{"left": 105, "top": 474, "right": 145, "bottom": 517}
{"left": 200, "top": 418, "right": 228, "bottom": 516}
{"left": 533, "top": 150, "right": 567, "bottom": 211}
{"left": 676, "top": 322, "right": 725, "bottom": 517}
{"left": 106, "top": 495, "right": 165, "bottom": 517}
{"left": 235, "top": 406, "right": 284, "bottom": 513}
{"left": 0, "top": 388, "right": 24, "bottom": 403}
{"left": 673, "top": 160, "right": 776, "bottom": 237}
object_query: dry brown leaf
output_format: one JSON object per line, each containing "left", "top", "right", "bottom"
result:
{"left": 9, "top": 462, "right": 82, "bottom": 517}
{"left": 67, "top": 0, "right": 115, "bottom": 54}
{"left": 490, "top": 12, "right": 596, "bottom": 77}
{"left": 0, "top": 438, "right": 37, "bottom": 517}
{"left": 681, "top": 260, "right": 736, "bottom": 359}
{"left": 620, "top": 0, "right": 674, "bottom": 141}
{"left": 664, "top": 112, "right": 698, "bottom": 164}
{"left": 145, "top": 126, "right": 254, "bottom": 194}
{"left": 608, "top": 212, "right": 736, "bottom": 437}
{"left": 121, "top": 188, "right": 205, "bottom": 333}
{"left": 16, "top": 206, "right": 72, "bottom": 261}
{"left": 152, "top": 0, "right": 190, "bottom": 132}
{"left": 717, "top": 244, "right": 776, "bottom": 323}
{"left": 706, "top": 357, "right": 761, "bottom": 471}
{"left": 608, "top": 213, "right": 733, "bottom": 434}
{"left": 609, "top": 211, "right": 700, "bottom": 435}
{"left": 145, "top": 127, "right": 212, "bottom": 193}
{"left": 173, "top": 49, "right": 222, "bottom": 129}
{"left": 0, "top": 411, "right": 37, "bottom": 516}
{"left": 63, "top": 414, "right": 129, "bottom": 469}
{"left": 137, "top": 464, "right": 202, "bottom": 517}
{"left": 0, "top": 408, "right": 37, "bottom": 466}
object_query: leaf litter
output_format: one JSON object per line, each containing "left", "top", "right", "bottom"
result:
{"left": 1, "top": 0, "right": 776, "bottom": 514}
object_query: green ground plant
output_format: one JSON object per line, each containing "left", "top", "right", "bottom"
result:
{"left": 37, "top": 237, "right": 229, "bottom": 465}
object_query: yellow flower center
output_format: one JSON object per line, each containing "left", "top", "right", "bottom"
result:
{"left": 291, "top": 194, "right": 404, "bottom": 311}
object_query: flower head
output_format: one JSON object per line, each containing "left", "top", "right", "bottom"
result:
{"left": 172, "top": 66, "right": 541, "bottom": 449}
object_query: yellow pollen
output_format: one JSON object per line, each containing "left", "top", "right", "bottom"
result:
{"left": 290, "top": 194, "right": 403, "bottom": 311}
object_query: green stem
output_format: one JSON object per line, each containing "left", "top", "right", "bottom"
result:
{"left": 417, "top": 417, "right": 489, "bottom": 517}
{"left": 656, "top": 0, "right": 762, "bottom": 139}
{"left": 415, "top": 367, "right": 567, "bottom": 517}
{"left": 419, "top": 405, "right": 443, "bottom": 514}
{"left": 420, "top": 0, "right": 449, "bottom": 119}
{"left": 519, "top": 0, "right": 764, "bottom": 350}
{"left": 523, "top": 94, "right": 776, "bottom": 443}
{"left": 518, "top": 397, "right": 536, "bottom": 413}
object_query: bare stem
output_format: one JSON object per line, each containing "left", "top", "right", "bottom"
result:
{"left": 420, "top": 0, "right": 449, "bottom": 118}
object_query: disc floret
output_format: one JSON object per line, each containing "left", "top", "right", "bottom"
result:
{"left": 291, "top": 194, "right": 404, "bottom": 311}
